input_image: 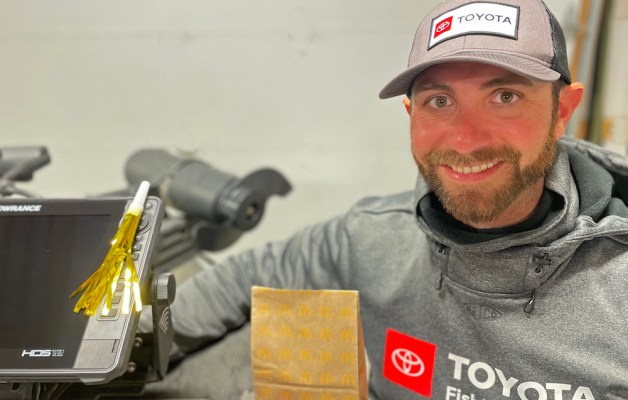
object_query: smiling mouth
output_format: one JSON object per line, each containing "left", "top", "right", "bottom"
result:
{"left": 448, "top": 161, "right": 499, "bottom": 174}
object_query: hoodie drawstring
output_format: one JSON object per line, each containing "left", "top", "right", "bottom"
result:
{"left": 525, "top": 252, "right": 552, "bottom": 315}
{"left": 435, "top": 273, "right": 444, "bottom": 290}
{"left": 434, "top": 242, "right": 448, "bottom": 291}
{"left": 524, "top": 290, "right": 536, "bottom": 316}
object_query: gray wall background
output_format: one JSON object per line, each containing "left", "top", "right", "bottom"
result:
{"left": 0, "top": 0, "right": 612, "bottom": 258}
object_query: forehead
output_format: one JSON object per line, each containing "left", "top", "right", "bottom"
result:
{"left": 413, "top": 62, "right": 536, "bottom": 88}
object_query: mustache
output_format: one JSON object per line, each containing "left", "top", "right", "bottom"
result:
{"left": 426, "top": 146, "right": 521, "bottom": 166}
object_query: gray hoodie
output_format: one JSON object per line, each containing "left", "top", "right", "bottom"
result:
{"left": 168, "top": 137, "right": 628, "bottom": 399}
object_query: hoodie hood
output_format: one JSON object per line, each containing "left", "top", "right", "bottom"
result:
{"left": 561, "top": 136, "right": 628, "bottom": 219}
{"left": 413, "top": 137, "right": 628, "bottom": 296}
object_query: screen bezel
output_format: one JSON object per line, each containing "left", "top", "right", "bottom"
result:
{"left": 0, "top": 197, "right": 162, "bottom": 384}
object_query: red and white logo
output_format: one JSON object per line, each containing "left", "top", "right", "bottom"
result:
{"left": 428, "top": 3, "right": 519, "bottom": 49}
{"left": 383, "top": 329, "right": 437, "bottom": 397}
{"left": 434, "top": 16, "right": 453, "bottom": 38}
{"left": 391, "top": 348, "right": 425, "bottom": 377}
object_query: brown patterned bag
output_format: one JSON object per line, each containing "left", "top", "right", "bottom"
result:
{"left": 251, "top": 286, "right": 368, "bottom": 400}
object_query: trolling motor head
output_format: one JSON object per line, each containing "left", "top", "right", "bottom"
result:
{"left": 124, "top": 149, "right": 291, "bottom": 251}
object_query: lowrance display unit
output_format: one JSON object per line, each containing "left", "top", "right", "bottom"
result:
{"left": 0, "top": 197, "right": 163, "bottom": 384}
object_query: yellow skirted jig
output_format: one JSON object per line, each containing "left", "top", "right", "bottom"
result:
{"left": 71, "top": 181, "right": 150, "bottom": 316}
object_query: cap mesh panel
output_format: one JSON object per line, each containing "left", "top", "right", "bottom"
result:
{"left": 542, "top": 1, "right": 572, "bottom": 83}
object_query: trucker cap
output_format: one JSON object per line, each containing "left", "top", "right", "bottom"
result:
{"left": 379, "top": 0, "right": 571, "bottom": 99}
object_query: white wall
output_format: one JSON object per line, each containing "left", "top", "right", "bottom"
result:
{"left": 0, "top": 0, "right": 585, "bottom": 258}
{"left": 600, "top": 0, "right": 628, "bottom": 154}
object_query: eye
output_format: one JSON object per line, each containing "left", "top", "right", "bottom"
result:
{"left": 426, "top": 95, "right": 453, "bottom": 109}
{"left": 492, "top": 90, "right": 520, "bottom": 104}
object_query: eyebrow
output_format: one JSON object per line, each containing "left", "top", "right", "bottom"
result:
{"left": 410, "top": 75, "right": 535, "bottom": 97}
{"left": 411, "top": 83, "right": 453, "bottom": 95}
{"left": 480, "top": 76, "right": 535, "bottom": 89}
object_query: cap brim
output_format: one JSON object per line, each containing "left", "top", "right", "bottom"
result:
{"left": 379, "top": 52, "right": 561, "bottom": 99}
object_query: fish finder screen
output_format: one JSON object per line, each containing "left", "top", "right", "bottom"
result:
{"left": 0, "top": 214, "right": 114, "bottom": 369}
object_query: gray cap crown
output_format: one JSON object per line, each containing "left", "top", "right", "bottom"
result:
{"left": 379, "top": 0, "right": 571, "bottom": 99}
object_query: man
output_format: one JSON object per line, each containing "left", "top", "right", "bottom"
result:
{"left": 150, "top": 0, "right": 628, "bottom": 398}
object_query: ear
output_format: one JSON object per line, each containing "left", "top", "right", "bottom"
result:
{"left": 554, "top": 82, "right": 584, "bottom": 139}
{"left": 403, "top": 97, "right": 412, "bottom": 116}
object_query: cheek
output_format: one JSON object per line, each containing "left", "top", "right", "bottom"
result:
{"left": 500, "top": 119, "right": 554, "bottom": 164}
{"left": 409, "top": 118, "right": 444, "bottom": 159}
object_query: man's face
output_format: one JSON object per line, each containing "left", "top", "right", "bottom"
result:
{"left": 408, "top": 62, "right": 562, "bottom": 229}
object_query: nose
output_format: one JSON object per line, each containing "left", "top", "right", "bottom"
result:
{"left": 446, "top": 107, "right": 494, "bottom": 154}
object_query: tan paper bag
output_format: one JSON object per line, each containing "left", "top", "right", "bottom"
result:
{"left": 251, "top": 286, "right": 368, "bottom": 400}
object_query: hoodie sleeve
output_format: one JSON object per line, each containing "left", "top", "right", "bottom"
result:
{"left": 168, "top": 214, "right": 348, "bottom": 353}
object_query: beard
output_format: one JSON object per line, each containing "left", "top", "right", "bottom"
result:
{"left": 415, "top": 124, "right": 558, "bottom": 227}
